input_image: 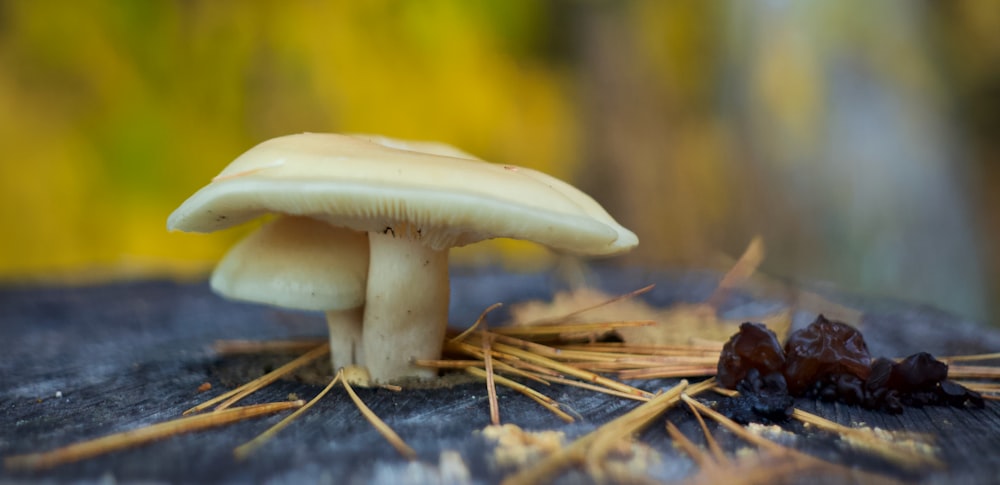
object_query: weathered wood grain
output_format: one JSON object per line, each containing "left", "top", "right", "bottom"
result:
{"left": 1, "top": 269, "right": 998, "bottom": 483}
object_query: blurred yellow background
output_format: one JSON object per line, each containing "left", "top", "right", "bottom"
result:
{"left": 1, "top": 1, "right": 998, "bottom": 323}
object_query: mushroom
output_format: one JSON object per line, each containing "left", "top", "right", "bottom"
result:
{"left": 168, "top": 133, "right": 638, "bottom": 383}
{"left": 211, "top": 215, "right": 369, "bottom": 371}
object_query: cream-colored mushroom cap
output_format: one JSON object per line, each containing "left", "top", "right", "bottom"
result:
{"left": 211, "top": 215, "right": 368, "bottom": 311}
{"left": 349, "top": 134, "right": 481, "bottom": 160}
{"left": 167, "top": 133, "right": 637, "bottom": 255}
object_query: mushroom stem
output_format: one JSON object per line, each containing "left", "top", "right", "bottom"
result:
{"left": 325, "top": 307, "right": 364, "bottom": 372}
{"left": 362, "top": 229, "right": 450, "bottom": 383}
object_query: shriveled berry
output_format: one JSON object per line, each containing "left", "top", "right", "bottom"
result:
{"left": 783, "top": 315, "right": 872, "bottom": 394}
{"left": 889, "top": 352, "right": 948, "bottom": 393}
{"left": 717, "top": 322, "right": 786, "bottom": 389}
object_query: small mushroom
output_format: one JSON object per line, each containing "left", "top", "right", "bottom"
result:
{"left": 169, "top": 133, "right": 638, "bottom": 383}
{"left": 211, "top": 215, "right": 369, "bottom": 371}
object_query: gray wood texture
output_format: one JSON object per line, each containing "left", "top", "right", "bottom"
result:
{"left": 2, "top": 269, "right": 998, "bottom": 483}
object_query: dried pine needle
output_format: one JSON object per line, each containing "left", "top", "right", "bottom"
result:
{"left": 557, "top": 342, "right": 723, "bottom": 355}
{"left": 412, "top": 359, "right": 484, "bottom": 369}
{"left": 791, "top": 409, "right": 943, "bottom": 469}
{"left": 446, "top": 341, "right": 541, "bottom": 374}
{"left": 953, "top": 381, "right": 1000, "bottom": 390}
{"left": 489, "top": 342, "right": 653, "bottom": 399}
{"left": 521, "top": 372, "right": 649, "bottom": 402}
{"left": 584, "top": 380, "right": 702, "bottom": 466}
{"left": 4, "top": 401, "right": 304, "bottom": 471}
{"left": 503, "top": 379, "right": 713, "bottom": 485}
{"left": 519, "top": 284, "right": 655, "bottom": 326}
{"left": 449, "top": 302, "right": 504, "bottom": 344}
{"left": 466, "top": 367, "right": 574, "bottom": 423}
{"left": 579, "top": 355, "right": 721, "bottom": 369}
{"left": 182, "top": 386, "right": 244, "bottom": 416}
{"left": 710, "top": 386, "right": 739, "bottom": 397}
{"left": 482, "top": 323, "right": 501, "bottom": 426}
{"left": 213, "top": 343, "right": 331, "bottom": 412}
{"left": 955, "top": 381, "right": 1000, "bottom": 397}
{"left": 213, "top": 339, "right": 326, "bottom": 355}
{"left": 433, "top": 351, "right": 553, "bottom": 386}
{"left": 341, "top": 376, "right": 417, "bottom": 460}
{"left": 679, "top": 394, "right": 786, "bottom": 456}
{"left": 665, "top": 421, "right": 714, "bottom": 468}
{"left": 446, "top": 341, "right": 561, "bottom": 379}
{"left": 454, "top": 355, "right": 554, "bottom": 386}
{"left": 489, "top": 334, "right": 618, "bottom": 362}
{"left": 683, "top": 397, "right": 730, "bottom": 466}
{"left": 947, "top": 365, "right": 1000, "bottom": 379}
{"left": 183, "top": 343, "right": 330, "bottom": 415}
{"left": 939, "top": 352, "right": 1000, "bottom": 363}
{"left": 705, "top": 235, "right": 765, "bottom": 309}
{"left": 233, "top": 371, "right": 344, "bottom": 460}
{"left": 492, "top": 321, "right": 655, "bottom": 337}
{"left": 679, "top": 395, "right": 903, "bottom": 484}
{"left": 617, "top": 365, "right": 719, "bottom": 380}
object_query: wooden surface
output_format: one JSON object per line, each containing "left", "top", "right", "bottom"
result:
{"left": 1, "top": 268, "right": 999, "bottom": 484}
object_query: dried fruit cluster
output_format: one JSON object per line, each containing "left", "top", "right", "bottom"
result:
{"left": 717, "top": 315, "right": 984, "bottom": 421}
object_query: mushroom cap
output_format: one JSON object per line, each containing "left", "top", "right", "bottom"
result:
{"left": 211, "top": 216, "right": 368, "bottom": 312}
{"left": 168, "top": 133, "right": 638, "bottom": 255}
{"left": 349, "top": 134, "right": 482, "bottom": 160}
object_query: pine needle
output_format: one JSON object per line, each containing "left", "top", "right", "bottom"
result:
{"left": 710, "top": 386, "right": 739, "bottom": 397}
{"left": 213, "top": 343, "right": 331, "bottom": 412}
{"left": 617, "top": 365, "right": 718, "bottom": 380}
{"left": 489, "top": 342, "right": 653, "bottom": 399}
{"left": 502, "top": 379, "right": 715, "bottom": 485}
{"left": 449, "top": 302, "right": 504, "bottom": 344}
{"left": 947, "top": 365, "right": 1000, "bottom": 379}
{"left": 445, "top": 340, "right": 561, "bottom": 378}
{"left": 181, "top": 386, "right": 244, "bottom": 416}
{"left": 183, "top": 343, "right": 329, "bottom": 415}
{"left": 665, "top": 420, "right": 714, "bottom": 468}
{"left": 954, "top": 381, "right": 1000, "bottom": 392}
{"left": 584, "top": 381, "right": 696, "bottom": 465}
{"left": 684, "top": 396, "right": 730, "bottom": 466}
{"left": 679, "top": 395, "right": 903, "bottom": 483}
{"left": 412, "top": 359, "right": 485, "bottom": 369}
{"left": 491, "top": 321, "right": 655, "bottom": 337}
{"left": 486, "top": 360, "right": 555, "bottom": 386}
{"left": 341, "top": 376, "right": 417, "bottom": 460}
{"left": 4, "top": 401, "right": 304, "bottom": 471}
{"left": 233, "top": 372, "right": 344, "bottom": 460}
{"left": 556, "top": 342, "right": 723, "bottom": 357}
{"left": 578, "top": 355, "right": 720, "bottom": 371}
{"left": 520, "top": 372, "right": 650, "bottom": 402}
{"left": 213, "top": 339, "right": 326, "bottom": 355}
{"left": 466, "top": 367, "right": 574, "bottom": 423}
{"left": 489, "top": 334, "right": 616, "bottom": 362}
{"left": 680, "top": 394, "right": 788, "bottom": 455}
{"left": 482, "top": 323, "right": 501, "bottom": 426}
{"left": 791, "top": 409, "right": 943, "bottom": 469}
{"left": 519, "top": 284, "right": 656, "bottom": 326}
{"left": 705, "top": 235, "right": 765, "bottom": 309}
{"left": 939, "top": 352, "right": 1000, "bottom": 363}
